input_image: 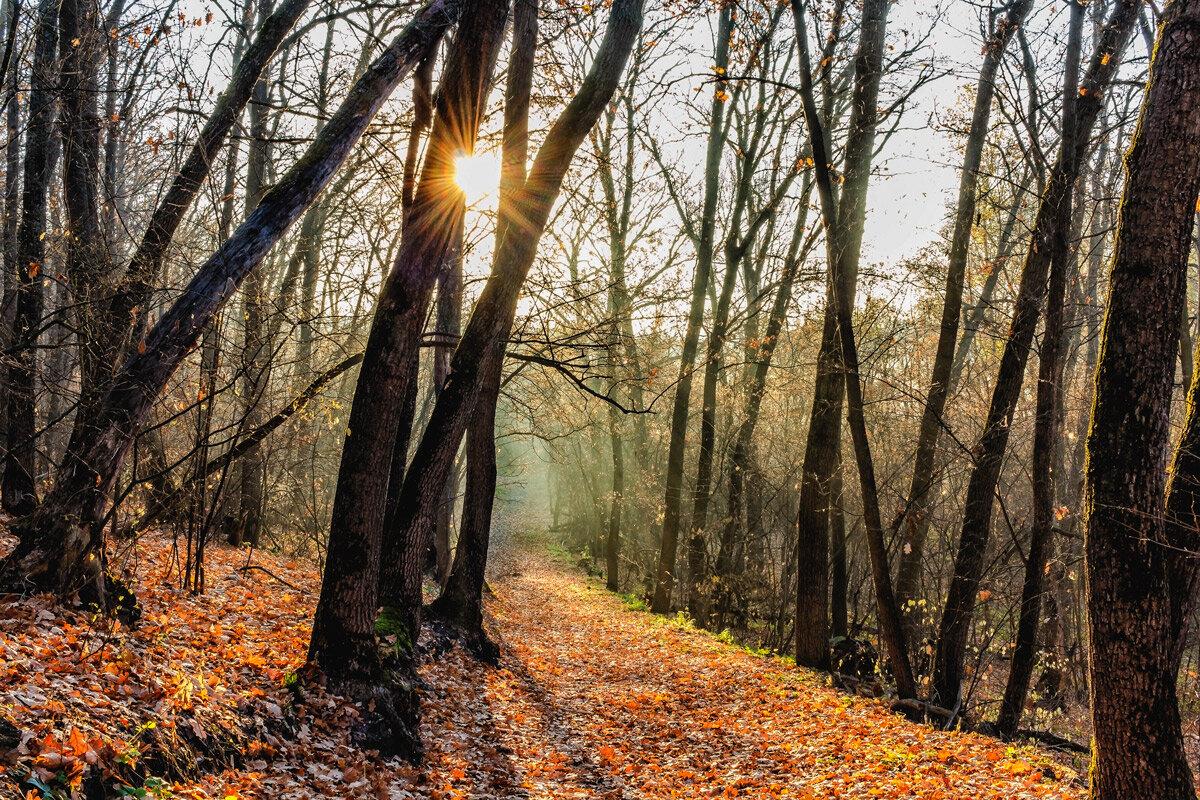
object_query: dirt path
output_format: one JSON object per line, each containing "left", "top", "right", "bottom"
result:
{"left": 412, "top": 506, "right": 1088, "bottom": 800}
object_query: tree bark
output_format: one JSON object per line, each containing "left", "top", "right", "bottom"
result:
{"left": 1086, "top": 1, "right": 1200, "bottom": 795}
{"left": 790, "top": 0, "right": 893, "bottom": 676}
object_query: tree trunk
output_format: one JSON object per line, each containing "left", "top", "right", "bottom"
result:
{"left": 59, "top": 0, "right": 110, "bottom": 398}
{"left": 790, "top": 0, "right": 895, "bottom": 678}
{"left": 308, "top": 0, "right": 502, "bottom": 703}
{"left": 932, "top": 0, "right": 1139, "bottom": 707}
{"left": 377, "top": 0, "right": 645, "bottom": 644}
{"left": 426, "top": 350, "right": 501, "bottom": 658}
{"left": 2, "top": 0, "right": 57, "bottom": 515}
{"left": 606, "top": 415, "right": 623, "bottom": 592}
{"left": 892, "top": 0, "right": 1033, "bottom": 626}
{"left": 650, "top": 5, "right": 732, "bottom": 615}
{"left": 1086, "top": 1, "right": 1200, "bottom": 795}
{"left": 995, "top": 0, "right": 1083, "bottom": 739}
{"left": 235, "top": 0, "right": 277, "bottom": 548}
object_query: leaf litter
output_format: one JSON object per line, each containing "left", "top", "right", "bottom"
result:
{"left": 0, "top": 522, "right": 1086, "bottom": 798}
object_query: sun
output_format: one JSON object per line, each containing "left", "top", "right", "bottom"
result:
{"left": 454, "top": 151, "right": 502, "bottom": 204}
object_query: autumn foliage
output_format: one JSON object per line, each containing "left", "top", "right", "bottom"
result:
{"left": 1, "top": 521, "right": 1085, "bottom": 799}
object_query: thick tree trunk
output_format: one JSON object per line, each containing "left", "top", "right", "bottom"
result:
{"left": 2, "top": 0, "right": 57, "bottom": 515}
{"left": 0, "top": 0, "right": 462, "bottom": 608}
{"left": 1085, "top": 1, "right": 1200, "bottom": 795}
{"left": 995, "top": 0, "right": 1083, "bottom": 739}
{"left": 308, "top": 0, "right": 502, "bottom": 701}
{"left": 932, "top": 0, "right": 1139, "bottom": 707}
{"left": 651, "top": 5, "right": 732, "bottom": 615}
{"left": 892, "top": 0, "right": 1033, "bottom": 626}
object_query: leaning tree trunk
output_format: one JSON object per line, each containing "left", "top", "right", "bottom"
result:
{"left": 892, "top": 0, "right": 1033, "bottom": 624}
{"left": 427, "top": 0, "right": 538, "bottom": 637}
{"left": 932, "top": 0, "right": 1139, "bottom": 707}
{"left": 1085, "top": 1, "right": 1200, "bottom": 796}
{"left": 0, "top": 0, "right": 463, "bottom": 609}
{"left": 995, "top": 0, "right": 1084, "bottom": 739}
{"left": 2, "top": 0, "right": 58, "bottom": 516}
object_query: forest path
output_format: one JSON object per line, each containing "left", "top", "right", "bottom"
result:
{"left": 412, "top": 504, "right": 1087, "bottom": 800}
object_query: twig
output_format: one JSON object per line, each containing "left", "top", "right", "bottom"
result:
{"left": 236, "top": 565, "right": 304, "bottom": 593}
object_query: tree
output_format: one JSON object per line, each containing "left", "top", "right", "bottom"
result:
{"left": 0, "top": 0, "right": 463, "bottom": 609}
{"left": 649, "top": 4, "right": 733, "bottom": 615}
{"left": 1085, "top": 0, "right": 1200, "bottom": 795}
{"left": 995, "top": 0, "right": 1084, "bottom": 740}
{"left": 2, "top": 0, "right": 58, "bottom": 515}
{"left": 892, "top": 0, "right": 1034, "bottom": 621}
{"left": 932, "top": 0, "right": 1139, "bottom": 707}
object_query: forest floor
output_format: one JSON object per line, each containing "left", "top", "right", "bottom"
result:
{"left": 0, "top": 507, "right": 1090, "bottom": 799}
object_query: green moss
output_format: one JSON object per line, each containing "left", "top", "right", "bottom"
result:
{"left": 375, "top": 606, "right": 414, "bottom": 656}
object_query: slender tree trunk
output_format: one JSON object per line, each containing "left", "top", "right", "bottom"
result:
{"left": 794, "top": 0, "right": 913, "bottom": 697}
{"left": 426, "top": 347, "right": 501, "bottom": 654}
{"left": 688, "top": 245, "right": 740, "bottom": 614}
{"left": 2, "top": 0, "right": 57, "bottom": 515}
{"left": 893, "top": 0, "right": 1033, "bottom": 625}
{"left": 606, "top": 414, "right": 623, "bottom": 592}
{"left": 296, "top": 15, "right": 335, "bottom": 374}
{"left": 651, "top": 5, "right": 732, "bottom": 614}
{"left": 932, "top": 0, "right": 1139, "bottom": 707}
{"left": 1086, "top": 2, "right": 1200, "bottom": 795}
{"left": 996, "top": 0, "right": 1083, "bottom": 739}
{"left": 0, "top": 0, "right": 17, "bottom": 469}
{"left": 716, "top": 200, "right": 812, "bottom": 593}
{"left": 791, "top": 0, "right": 895, "bottom": 676}
{"left": 59, "top": 0, "right": 110, "bottom": 399}
{"left": 235, "top": 0, "right": 277, "bottom": 548}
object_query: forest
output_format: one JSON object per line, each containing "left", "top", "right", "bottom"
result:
{"left": 1, "top": 0, "right": 1200, "bottom": 797}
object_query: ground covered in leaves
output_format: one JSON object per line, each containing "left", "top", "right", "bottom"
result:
{"left": 1, "top": 517, "right": 1088, "bottom": 799}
